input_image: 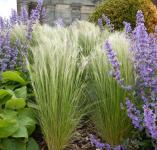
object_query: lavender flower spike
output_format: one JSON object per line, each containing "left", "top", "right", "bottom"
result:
{"left": 104, "top": 41, "right": 124, "bottom": 87}
{"left": 102, "top": 14, "right": 114, "bottom": 32}
{"left": 123, "top": 21, "right": 132, "bottom": 35}
{"left": 136, "top": 10, "right": 145, "bottom": 25}
{"left": 143, "top": 105, "right": 157, "bottom": 141}
{"left": 20, "top": 6, "right": 28, "bottom": 24}
{"left": 89, "top": 135, "right": 105, "bottom": 150}
{"left": 126, "top": 98, "right": 143, "bottom": 130}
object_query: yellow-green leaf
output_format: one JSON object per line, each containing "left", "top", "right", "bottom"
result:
{"left": 5, "top": 98, "right": 26, "bottom": 110}
{"left": 0, "top": 119, "right": 19, "bottom": 138}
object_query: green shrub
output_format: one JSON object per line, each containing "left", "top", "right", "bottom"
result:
{"left": 89, "top": 32, "right": 135, "bottom": 146}
{"left": 89, "top": 0, "right": 157, "bottom": 32}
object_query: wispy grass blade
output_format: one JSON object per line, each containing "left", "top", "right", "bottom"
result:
{"left": 89, "top": 32, "right": 135, "bottom": 146}
{"left": 28, "top": 25, "right": 87, "bottom": 150}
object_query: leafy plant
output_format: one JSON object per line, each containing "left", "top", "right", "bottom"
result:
{"left": 88, "top": 32, "right": 135, "bottom": 146}
{"left": 0, "top": 71, "right": 39, "bottom": 150}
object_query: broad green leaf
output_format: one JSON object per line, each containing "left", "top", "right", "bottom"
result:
{"left": 18, "top": 108, "right": 38, "bottom": 123}
{"left": 1, "top": 139, "right": 26, "bottom": 150}
{"left": 5, "top": 98, "right": 26, "bottom": 110}
{"left": 0, "top": 119, "right": 19, "bottom": 138}
{"left": 6, "top": 89, "right": 15, "bottom": 96}
{"left": 14, "top": 86, "right": 27, "bottom": 99}
{"left": 27, "top": 138, "right": 39, "bottom": 150}
{"left": 4, "top": 84, "right": 20, "bottom": 90}
{"left": 17, "top": 116, "right": 36, "bottom": 135}
{"left": 0, "top": 109, "right": 17, "bottom": 119}
{"left": 0, "top": 89, "right": 12, "bottom": 97}
{"left": 12, "top": 126, "right": 28, "bottom": 139}
{"left": 2, "top": 71, "right": 27, "bottom": 85}
{"left": 0, "top": 89, "right": 13, "bottom": 104}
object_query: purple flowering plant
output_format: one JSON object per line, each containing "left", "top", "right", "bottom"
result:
{"left": 98, "top": 14, "right": 114, "bottom": 32}
{"left": 0, "top": 0, "right": 46, "bottom": 148}
{"left": 0, "top": 0, "right": 45, "bottom": 74}
{"left": 104, "top": 10, "right": 157, "bottom": 149}
{"left": 96, "top": 9, "right": 157, "bottom": 149}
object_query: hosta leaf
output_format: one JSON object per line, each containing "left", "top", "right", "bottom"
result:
{"left": 14, "top": 86, "right": 27, "bottom": 99}
{"left": 0, "top": 119, "right": 19, "bottom": 138}
{"left": 1, "top": 139, "right": 26, "bottom": 150}
{"left": 27, "top": 138, "right": 39, "bottom": 150}
{"left": 0, "top": 109, "right": 17, "bottom": 119}
{"left": 18, "top": 108, "right": 38, "bottom": 123}
{"left": 12, "top": 126, "right": 28, "bottom": 139}
{"left": 5, "top": 98, "right": 26, "bottom": 110}
{"left": 17, "top": 115, "right": 36, "bottom": 135}
{"left": 0, "top": 89, "right": 12, "bottom": 97}
{"left": 2, "top": 71, "right": 27, "bottom": 85}
{"left": 0, "top": 89, "right": 13, "bottom": 104}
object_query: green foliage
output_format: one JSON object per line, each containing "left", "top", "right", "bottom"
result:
{"left": 0, "top": 118, "right": 19, "bottom": 138}
{"left": 89, "top": 32, "right": 135, "bottom": 146}
{"left": 89, "top": 0, "right": 157, "bottom": 32}
{"left": 27, "top": 138, "right": 40, "bottom": 150}
{"left": 0, "top": 71, "right": 39, "bottom": 150}
{"left": 6, "top": 98, "right": 26, "bottom": 110}
{"left": 0, "top": 138, "right": 39, "bottom": 150}
{"left": 2, "top": 71, "right": 27, "bottom": 85}
{"left": 1, "top": 139, "right": 26, "bottom": 150}
{"left": 28, "top": 24, "right": 88, "bottom": 150}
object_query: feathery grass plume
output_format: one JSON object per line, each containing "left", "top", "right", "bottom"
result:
{"left": 27, "top": 24, "right": 87, "bottom": 150}
{"left": 89, "top": 32, "right": 135, "bottom": 146}
{"left": 69, "top": 21, "right": 110, "bottom": 56}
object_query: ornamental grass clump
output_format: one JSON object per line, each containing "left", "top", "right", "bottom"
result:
{"left": 89, "top": 32, "right": 135, "bottom": 146}
{"left": 69, "top": 21, "right": 110, "bottom": 56}
{"left": 28, "top": 25, "right": 87, "bottom": 150}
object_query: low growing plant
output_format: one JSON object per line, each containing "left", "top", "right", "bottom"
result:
{"left": 0, "top": 71, "right": 38, "bottom": 150}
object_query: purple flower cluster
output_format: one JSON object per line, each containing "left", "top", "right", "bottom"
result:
{"left": 20, "top": 6, "right": 28, "bottom": 25}
{"left": 90, "top": 135, "right": 125, "bottom": 150}
{"left": 126, "top": 98, "right": 143, "bottom": 130}
{"left": 90, "top": 134, "right": 105, "bottom": 149}
{"left": 143, "top": 105, "right": 157, "bottom": 141}
{"left": 0, "top": 0, "right": 45, "bottom": 73}
{"left": 102, "top": 14, "right": 114, "bottom": 32}
{"left": 104, "top": 41, "right": 132, "bottom": 90}
{"left": 98, "top": 14, "right": 114, "bottom": 32}
{"left": 123, "top": 10, "right": 157, "bottom": 147}
{"left": 123, "top": 21, "right": 132, "bottom": 35}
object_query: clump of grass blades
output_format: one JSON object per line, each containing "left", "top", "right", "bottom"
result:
{"left": 28, "top": 25, "right": 87, "bottom": 150}
{"left": 89, "top": 32, "right": 135, "bottom": 146}
{"left": 69, "top": 21, "right": 110, "bottom": 56}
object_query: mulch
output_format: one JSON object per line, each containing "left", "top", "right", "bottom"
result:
{"left": 33, "top": 118, "right": 98, "bottom": 150}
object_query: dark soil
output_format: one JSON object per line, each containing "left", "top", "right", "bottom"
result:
{"left": 33, "top": 118, "right": 98, "bottom": 150}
